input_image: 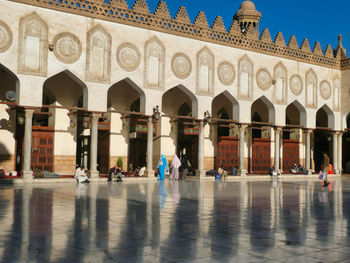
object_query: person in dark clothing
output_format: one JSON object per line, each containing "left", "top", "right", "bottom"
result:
{"left": 179, "top": 154, "right": 191, "bottom": 180}
{"left": 108, "top": 165, "right": 123, "bottom": 182}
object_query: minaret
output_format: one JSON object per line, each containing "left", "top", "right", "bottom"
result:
{"left": 233, "top": 0, "right": 262, "bottom": 33}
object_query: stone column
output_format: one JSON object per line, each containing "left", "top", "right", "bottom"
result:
{"left": 274, "top": 127, "right": 282, "bottom": 172}
{"left": 22, "top": 109, "right": 34, "bottom": 181}
{"left": 88, "top": 114, "right": 99, "bottom": 179}
{"left": 145, "top": 117, "right": 154, "bottom": 177}
{"left": 305, "top": 129, "right": 312, "bottom": 175}
{"left": 338, "top": 132, "right": 343, "bottom": 174}
{"left": 332, "top": 132, "right": 338, "bottom": 174}
{"left": 196, "top": 120, "right": 205, "bottom": 177}
{"left": 238, "top": 125, "right": 247, "bottom": 176}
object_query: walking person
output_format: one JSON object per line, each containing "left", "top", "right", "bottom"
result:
{"left": 170, "top": 154, "right": 181, "bottom": 180}
{"left": 179, "top": 153, "right": 190, "bottom": 180}
{"left": 157, "top": 154, "right": 169, "bottom": 180}
{"left": 322, "top": 152, "right": 330, "bottom": 186}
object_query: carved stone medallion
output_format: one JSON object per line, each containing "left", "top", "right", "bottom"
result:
{"left": 218, "top": 62, "right": 235, "bottom": 86}
{"left": 53, "top": 32, "right": 81, "bottom": 64}
{"left": 171, "top": 53, "right": 191, "bottom": 79}
{"left": 117, "top": 43, "right": 141, "bottom": 72}
{"left": 320, "top": 81, "right": 331, "bottom": 100}
{"left": 0, "top": 20, "right": 13, "bottom": 53}
{"left": 256, "top": 69, "right": 272, "bottom": 91}
{"left": 290, "top": 75, "right": 303, "bottom": 95}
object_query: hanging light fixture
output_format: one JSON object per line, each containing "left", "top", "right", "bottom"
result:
{"left": 152, "top": 105, "right": 160, "bottom": 121}
{"left": 204, "top": 111, "right": 212, "bottom": 125}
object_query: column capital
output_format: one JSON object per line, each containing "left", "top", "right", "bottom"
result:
{"left": 91, "top": 113, "right": 101, "bottom": 121}
{"left": 239, "top": 124, "right": 248, "bottom": 131}
{"left": 304, "top": 128, "right": 313, "bottom": 135}
{"left": 24, "top": 109, "right": 34, "bottom": 118}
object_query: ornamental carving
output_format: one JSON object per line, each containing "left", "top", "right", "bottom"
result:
{"left": 289, "top": 75, "right": 303, "bottom": 95}
{"left": 53, "top": 32, "right": 81, "bottom": 64}
{"left": 18, "top": 12, "right": 48, "bottom": 76}
{"left": 0, "top": 20, "right": 12, "bottom": 53}
{"left": 218, "top": 62, "right": 235, "bottom": 86}
{"left": 171, "top": 53, "right": 192, "bottom": 79}
{"left": 256, "top": 69, "right": 271, "bottom": 91}
{"left": 320, "top": 80, "right": 332, "bottom": 100}
{"left": 144, "top": 36, "right": 165, "bottom": 90}
{"left": 238, "top": 55, "right": 253, "bottom": 100}
{"left": 86, "top": 25, "right": 111, "bottom": 83}
{"left": 305, "top": 69, "right": 317, "bottom": 108}
{"left": 117, "top": 43, "right": 141, "bottom": 72}
{"left": 196, "top": 47, "right": 214, "bottom": 95}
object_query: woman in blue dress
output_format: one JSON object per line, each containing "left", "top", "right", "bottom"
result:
{"left": 157, "top": 154, "right": 169, "bottom": 180}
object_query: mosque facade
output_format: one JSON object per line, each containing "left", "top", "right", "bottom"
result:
{"left": 0, "top": 0, "right": 350, "bottom": 180}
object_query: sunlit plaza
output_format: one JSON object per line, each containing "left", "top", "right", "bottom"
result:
{"left": 0, "top": 177, "right": 349, "bottom": 262}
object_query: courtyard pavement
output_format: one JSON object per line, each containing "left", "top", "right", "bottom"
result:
{"left": 0, "top": 177, "right": 349, "bottom": 262}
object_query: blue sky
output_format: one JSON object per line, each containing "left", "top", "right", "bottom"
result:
{"left": 125, "top": 0, "right": 349, "bottom": 54}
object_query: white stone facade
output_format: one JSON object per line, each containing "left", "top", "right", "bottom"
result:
{"left": 0, "top": 0, "right": 349, "bottom": 177}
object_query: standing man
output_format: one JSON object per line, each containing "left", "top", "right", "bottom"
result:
{"left": 322, "top": 152, "right": 330, "bottom": 186}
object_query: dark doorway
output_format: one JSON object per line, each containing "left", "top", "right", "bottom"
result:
{"left": 313, "top": 130, "right": 332, "bottom": 172}
{"left": 177, "top": 103, "right": 198, "bottom": 175}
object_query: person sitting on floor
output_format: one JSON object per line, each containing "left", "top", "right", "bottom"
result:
{"left": 74, "top": 165, "right": 90, "bottom": 183}
{"left": 108, "top": 165, "right": 124, "bottom": 182}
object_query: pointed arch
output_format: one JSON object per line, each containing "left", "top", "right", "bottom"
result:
{"left": 144, "top": 36, "right": 165, "bottom": 90}
{"left": 162, "top": 85, "right": 198, "bottom": 117}
{"left": 107, "top": 77, "right": 146, "bottom": 114}
{"left": 18, "top": 12, "right": 48, "bottom": 76}
{"left": 43, "top": 70, "right": 88, "bottom": 108}
{"left": 286, "top": 100, "right": 306, "bottom": 127}
{"left": 316, "top": 104, "right": 334, "bottom": 129}
{"left": 305, "top": 68, "right": 317, "bottom": 108}
{"left": 86, "top": 24, "right": 111, "bottom": 83}
{"left": 251, "top": 96, "right": 275, "bottom": 124}
{"left": 0, "top": 64, "right": 20, "bottom": 102}
{"left": 273, "top": 62, "right": 288, "bottom": 104}
{"left": 343, "top": 112, "right": 350, "bottom": 129}
{"left": 238, "top": 55, "right": 253, "bottom": 100}
{"left": 212, "top": 90, "right": 239, "bottom": 121}
{"left": 196, "top": 46, "right": 214, "bottom": 95}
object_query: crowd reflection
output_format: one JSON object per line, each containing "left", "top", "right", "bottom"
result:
{"left": 0, "top": 178, "right": 348, "bottom": 262}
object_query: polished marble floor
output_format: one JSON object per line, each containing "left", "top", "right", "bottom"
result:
{"left": 0, "top": 177, "right": 350, "bottom": 263}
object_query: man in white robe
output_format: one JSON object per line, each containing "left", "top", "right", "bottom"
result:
{"left": 74, "top": 165, "right": 90, "bottom": 183}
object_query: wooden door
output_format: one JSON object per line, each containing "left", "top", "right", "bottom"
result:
{"left": 31, "top": 127, "right": 54, "bottom": 172}
{"left": 216, "top": 136, "right": 239, "bottom": 171}
{"left": 98, "top": 130, "right": 110, "bottom": 175}
{"left": 252, "top": 138, "right": 271, "bottom": 173}
{"left": 283, "top": 140, "right": 299, "bottom": 171}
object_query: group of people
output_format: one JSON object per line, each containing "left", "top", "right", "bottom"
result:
{"left": 157, "top": 153, "right": 191, "bottom": 180}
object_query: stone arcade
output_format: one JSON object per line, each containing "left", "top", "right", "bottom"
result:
{"left": 0, "top": 0, "right": 350, "bottom": 180}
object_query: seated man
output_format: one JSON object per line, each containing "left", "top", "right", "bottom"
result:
{"left": 74, "top": 165, "right": 90, "bottom": 183}
{"left": 108, "top": 165, "right": 123, "bottom": 182}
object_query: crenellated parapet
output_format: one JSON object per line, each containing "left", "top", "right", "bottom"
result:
{"left": 8, "top": 0, "right": 349, "bottom": 69}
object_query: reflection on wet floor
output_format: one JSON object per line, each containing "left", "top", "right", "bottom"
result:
{"left": 0, "top": 178, "right": 350, "bottom": 262}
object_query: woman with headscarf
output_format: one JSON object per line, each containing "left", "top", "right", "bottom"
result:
{"left": 170, "top": 154, "right": 181, "bottom": 180}
{"left": 157, "top": 154, "right": 169, "bottom": 180}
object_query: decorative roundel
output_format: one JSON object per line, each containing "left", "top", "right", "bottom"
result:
{"left": 320, "top": 81, "right": 332, "bottom": 100}
{"left": 171, "top": 53, "right": 192, "bottom": 79}
{"left": 256, "top": 68, "right": 272, "bottom": 91}
{"left": 117, "top": 43, "right": 141, "bottom": 72}
{"left": 53, "top": 32, "right": 82, "bottom": 64}
{"left": 0, "top": 20, "right": 13, "bottom": 53}
{"left": 289, "top": 74, "right": 303, "bottom": 96}
{"left": 218, "top": 62, "right": 235, "bottom": 86}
